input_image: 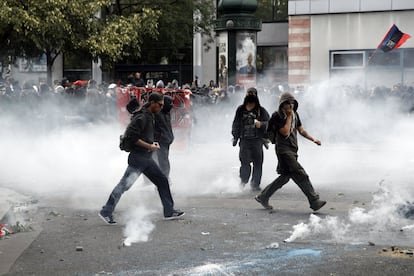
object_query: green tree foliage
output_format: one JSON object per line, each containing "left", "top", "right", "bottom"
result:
{"left": 103, "top": 0, "right": 216, "bottom": 64}
{"left": 0, "top": 0, "right": 216, "bottom": 83}
{"left": 0, "top": 0, "right": 160, "bottom": 83}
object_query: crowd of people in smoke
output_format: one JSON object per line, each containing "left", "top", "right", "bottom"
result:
{"left": 1, "top": 72, "right": 414, "bottom": 131}
{"left": 0, "top": 76, "right": 118, "bottom": 128}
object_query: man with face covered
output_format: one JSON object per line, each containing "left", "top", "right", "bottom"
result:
{"left": 254, "top": 92, "right": 326, "bottom": 211}
{"left": 232, "top": 87, "right": 269, "bottom": 191}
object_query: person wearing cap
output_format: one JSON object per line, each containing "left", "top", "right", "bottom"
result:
{"left": 99, "top": 93, "right": 185, "bottom": 224}
{"left": 254, "top": 92, "right": 327, "bottom": 212}
{"left": 231, "top": 87, "right": 270, "bottom": 191}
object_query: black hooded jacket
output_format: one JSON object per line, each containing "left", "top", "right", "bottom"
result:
{"left": 232, "top": 94, "right": 269, "bottom": 140}
{"left": 154, "top": 95, "right": 174, "bottom": 145}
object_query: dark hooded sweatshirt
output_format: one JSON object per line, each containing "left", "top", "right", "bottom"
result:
{"left": 125, "top": 106, "right": 155, "bottom": 158}
{"left": 154, "top": 95, "right": 174, "bottom": 145}
{"left": 268, "top": 92, "right": 302, "bottom": 154}
{"left": 232, "top": 94, "right": 269, "bottom": 140}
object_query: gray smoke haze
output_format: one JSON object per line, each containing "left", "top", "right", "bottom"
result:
{"left": 1, "top": 74, "right": 413, "bottom": 243}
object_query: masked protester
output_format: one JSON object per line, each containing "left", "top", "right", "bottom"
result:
{"left": 255, "top": 92, "right": 326, "bottom": 211}
{"left": 232, "top": 87, "right": 270, "bottom": 191}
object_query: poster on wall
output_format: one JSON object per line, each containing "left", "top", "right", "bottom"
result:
{"left": 18, "top": 54, "right": 47, "bottom": 72}
{"left": 236, "top": 31, "right": 256, "bottom": 88}
{"left": 218, "top": 32, "right": 228, "bottom": 88}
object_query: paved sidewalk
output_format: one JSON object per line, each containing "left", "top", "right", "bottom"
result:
{"left": 0, "top": 188, "right": 12, "bottom": 222}
{"left": 2, "top": 187, "right": 414, "bottom": 275}
{"left": 0, "top": 187, "right": 41, "bottom": 276}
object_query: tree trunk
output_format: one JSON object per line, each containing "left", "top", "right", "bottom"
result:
{"left": 46, "top": 51, "right": 53, "bottom": 86}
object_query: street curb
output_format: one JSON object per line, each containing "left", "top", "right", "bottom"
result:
{"left": 0, "top": 202, "right": 11, "bottom": 223}
{"left": 0, "top": 226, "right": 43, "bottom": 275}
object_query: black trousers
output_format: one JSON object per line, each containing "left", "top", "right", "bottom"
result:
{"left": 260, "top": 150, "right": 319, "bottom": 204}
{"left": 239, "top": 138, "right": 264, "bottom": 188}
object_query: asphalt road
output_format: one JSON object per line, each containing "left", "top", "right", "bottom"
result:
{"left": 2, "top": 186, "right": 414, "bottom": 276}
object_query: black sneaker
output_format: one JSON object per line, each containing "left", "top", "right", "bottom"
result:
{"left": 310, "top": 200, "right": 327, "bottom": 211}
{"left": 164, "top": 210, "right": 185, "bottom": 220}
{"left": 255, "top": 195, "right": 273, "bottom": 210}
{"left": 98, "top": 210, "right": 117, "bottom": 225}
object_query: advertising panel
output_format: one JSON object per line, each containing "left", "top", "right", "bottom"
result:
{"left": 236, "top": 31, "right": 256, "bottom": 88}
{"left": 218, "top": 32, "right": 228, "bottom": 88}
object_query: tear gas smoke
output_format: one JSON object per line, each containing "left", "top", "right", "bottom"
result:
{"left": 284, "top": 183, "right": 413, "bottom": 244}
{"left": 1, "top": 73, "right": 413, "bottom": 239}
{"left": 122, "top": 205, "right": 155, "bottom": 246}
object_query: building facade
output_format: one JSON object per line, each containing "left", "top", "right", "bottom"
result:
{"left": 196, "top": 0, "right": 414, "bottom": 90}
{"left": 288, "top": 0, "right": 414, "bottom": 89}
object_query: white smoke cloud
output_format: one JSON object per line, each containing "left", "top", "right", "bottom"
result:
{"left": 284, "top": 183, "right": 413, "bottom": 243}
{"left": 1, "top": 73, "right": 414, "bottom": 245}
{"left": 122, "top": 205, "right": 155, "bottom": 246}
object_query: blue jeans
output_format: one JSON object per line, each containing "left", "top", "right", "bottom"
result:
{"left": 101, "top": 152, "right": 175, "bottom": 217}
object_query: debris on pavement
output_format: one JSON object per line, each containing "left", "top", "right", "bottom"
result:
{"left": 379, "top": 246, "right": 414, "bottom": 258}
{"left": 9, "top": 221, "right": 33, "bottom": 233}
{"left": 0, "top": 224, "right": 13, "bottom": 239}
{"left": 265, "top": 242, "right": 280, "bottom": 249}
{"left": 400, "top": 224, "right": 414, "bottom": 231}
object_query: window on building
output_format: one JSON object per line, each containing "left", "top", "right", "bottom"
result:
{"left": 257, "top": 46, "right": 288, "bottom": 70}
{"left": 367, "top": 51, "right": 400, "bottom": 67}
{"left": 256, "top": 0, "right": 288, "bottom": 22}
{"left": 403, "top": 49, "right": 414, "bottom": 68}
{"left": 257, "top": 46, "right": 288, "bottom": 82}
{"left": 331, "top": 51, "right": 365, "bottom": 69}
{"left": 63, "top": 51, "right": 92, "bottom": 81}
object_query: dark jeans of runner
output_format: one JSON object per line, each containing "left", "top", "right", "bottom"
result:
{"left": 239, "top": 138, "right": 264, "bottom": 188}
{"left": 260, "top": 151, "right": 319, "bottom": 204}
{"left": 101, "top": 152, "right": 175, "bottom": 217}
{"left": 154, "top": 143, "right": 171, "bottom": 178}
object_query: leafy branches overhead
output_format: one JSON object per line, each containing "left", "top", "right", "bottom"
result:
{"left": 84, "top": 8, "right": 160, "bottom": 63}
{"left": 0, "top": 0, "right": 216, "bottom": 82}
{"left": 0, "top": 0, "right": 160, "bottom": 82}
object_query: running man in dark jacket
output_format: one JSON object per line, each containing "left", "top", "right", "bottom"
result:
{"left": 255, "top": 92, "right": 326, "bottom": 211}
{"left": 99, "top": 93, "right": 184, "bottom": 224}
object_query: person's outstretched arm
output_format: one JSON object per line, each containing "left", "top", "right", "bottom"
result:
{"left": 298, "top": 126, "right": 321, "bottom": 146}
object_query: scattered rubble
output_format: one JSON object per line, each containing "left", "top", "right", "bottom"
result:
{"left": 379, "top": 246, "right": 414, "bottom": 258}
{"left": 265, "top": 242, "right": 279, "bottom": 249}
{"left": 400, "top": 224, "right": 414, "bottom": 231}
{"left": 0, "top": 224, "right": 13, "bottom": 239}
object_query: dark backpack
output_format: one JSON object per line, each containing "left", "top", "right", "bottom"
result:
{"left": 119, "top": 109, "right": 146, "bottom": 152}
{"left": 119, "top": 134, "right": 133, "bottom": 152}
